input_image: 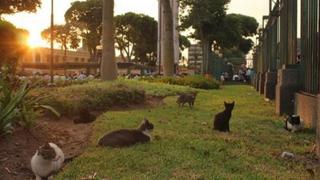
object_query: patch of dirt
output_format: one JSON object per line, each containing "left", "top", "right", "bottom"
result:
{"left": 0, "top": 95, "right": 164, "bottom": 180}
{"left": 0, "top": 117, "right": 93, "bottom": 180}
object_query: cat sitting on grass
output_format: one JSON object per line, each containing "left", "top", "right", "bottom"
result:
{"left": 213, "top": 101, "right": 235, "bottom": 132}
{"left": 31, "top": 142, "right": 65, "bottom": 180}
{"left": 98, "top": 118, "right": 154, "bottom": 148}
{"left": 176, "top": 92, "right": 198, "bottom": 108}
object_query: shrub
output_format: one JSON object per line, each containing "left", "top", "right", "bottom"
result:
{"left": 31, "top": 81, "right": 146, "bottom": 116}
{"left": 140, "top": 75, "right": 220, "bottom": 89}
{"left": 0, "top": 80, "right": 29, "bottom": 136}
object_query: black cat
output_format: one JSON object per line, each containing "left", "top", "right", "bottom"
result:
{"left": 213, "top": 101, "right": 235, "bottom": 132}
{"left": 284, "top": 115, "right": 303, "bottom": 132}
{"left": 98, "top": 119, "right": 154, "bottom": 148}
{"left": 73, "top": 108, "right": 96, "bottom": 124}
{"left": 176, "top": 92, "right": 198, "bottom": 108}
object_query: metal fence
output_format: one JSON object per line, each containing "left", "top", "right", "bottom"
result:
{"left": 254, "top": 0, "right": 319, "bottom": 94}
{"left": 301, "top": 0, "right": 320, "bottom": 94}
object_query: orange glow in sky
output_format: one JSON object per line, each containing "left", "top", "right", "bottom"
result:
{"left": 4, "top": 0, "right": 268, "bottom": 48}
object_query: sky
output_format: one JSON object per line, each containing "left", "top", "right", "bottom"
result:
{"left": 4, "top": 0, "right": 269, "bottom": 47}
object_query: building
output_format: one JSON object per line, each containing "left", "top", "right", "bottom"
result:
{"left": 20, "top": 47, "right": 99, "bottom": 75}
{"left": 157, "top": 0, "right": 180, "bottom": 69}
{"left": 188, "top": 44, "right": 203, "bottom": 73}
{"left": 20, "top": 47, "right": 154, "bottom": 76}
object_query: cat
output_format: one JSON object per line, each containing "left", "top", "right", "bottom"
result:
{"left": 213, "top": 101, "right": 235, "bottom": 132}
{"left": 98, "top": 118, "right": 154, "bottom": 148}
{"left": 176, "top": 92, "right": 198, "bottom": 108}
{"left": 284, "top": 115, "right": 304, "bottom": 132}
{"left": 73, "top": 108, "right": 96, "bottom": 124}
{"left": 31, "top": 142, "right": 65, "bottom": 180}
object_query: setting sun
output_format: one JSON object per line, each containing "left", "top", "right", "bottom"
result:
{"left": 27, "top": 31, "right": 47, "bottom": 48}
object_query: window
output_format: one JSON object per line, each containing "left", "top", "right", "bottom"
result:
{"left": 81, "top": 58, "right": 85, "bottom": 62}
{"left": 74, "top": 57, "right": 79, "bottom": 62}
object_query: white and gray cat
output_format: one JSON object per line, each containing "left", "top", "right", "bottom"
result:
{"left": 31, "top": 142, "right": 65, "bottom": 180}
{"left": 284, "top": 115, "right": 304, "bottom": 132}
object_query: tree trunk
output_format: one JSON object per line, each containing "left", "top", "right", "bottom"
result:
{"left": 160, "top": 0, "right": 175, "bottom": 76}
{"left": 101, "top": 0, "right": 117, "bottom": 80}
{"left": 201, "top": 38, "right": 210, "bottom": 75}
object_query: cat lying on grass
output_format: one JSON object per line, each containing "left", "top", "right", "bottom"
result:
{"left": 98, "top": 119, "right": 154, "bottom": 148}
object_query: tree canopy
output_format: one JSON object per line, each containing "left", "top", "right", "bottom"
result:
{"left": 0, "top": 20, "right": 28, "bottom": 73}
{"left": 65, "top": 0, "right": 102, "bottom": 61}
{"left": 0, "top": 0, "right": 41, "bottom": 16}
{"left": 41, "top": 25, "right": 80, "bottom": 52}
{"left": 179, "top": 0, "right": 230, "bottom": 73}
{"left": 216, "top": 14, "right": 259, "bottom": 55}
{"left": 115, "top": 12, "right": 157, "bottom": 65}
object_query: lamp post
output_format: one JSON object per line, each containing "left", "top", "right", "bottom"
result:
{"left": 50, "top": 0, "right": 54, "bottom": 84}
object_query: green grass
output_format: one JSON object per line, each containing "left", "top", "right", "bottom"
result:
{"left": 56, "top": 85, "right": 314, "bottom": 179}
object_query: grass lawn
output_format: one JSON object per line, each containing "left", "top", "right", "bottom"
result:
{"left": 56, "top": 84, "right": 315, "bottom": 179}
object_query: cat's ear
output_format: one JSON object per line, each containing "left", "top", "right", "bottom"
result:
{"left": 224, "top": 101, "right": 227, "bottom": 105}
{"left": 143, "top": 118, "right": 149, "bottom": 123}
{"left": 232, "top": 101, "right": 235, "bottom": 105}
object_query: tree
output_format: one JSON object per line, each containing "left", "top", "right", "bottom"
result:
{"left": 101, "top": 0, "right": 117, "bottom": 80}
{"left": 0, "top": 0, "right": 41, "bottom": 16}
{"left": 0, "top": 20, "right": 28, "bottom": 73}
{"left": 65, "top": 0, "right": 102, "bottom": 61}
{"left": 179, "top": 34, "right": 191, "bottom": 51}
{"left": 180, "top": 0, "right": 230, "bottom": 74}
{"left": 216, "top": 14, "right": 258, "bottom": 55}
{"left": 160, "top": 0, "right": 175, "bottom": 76}
{"left": 41, "top": 24, "right": 80, "bottom": 62}
{"left": 115, "top": 12, "right": 158, "bottom": 66}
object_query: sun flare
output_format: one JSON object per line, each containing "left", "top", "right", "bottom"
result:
{"left": 27, "top": 31, "right": 47, "bottom": 48}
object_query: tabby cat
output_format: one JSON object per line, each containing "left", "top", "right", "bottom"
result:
{"left": 176, "top": 92, "right": 198, "bottom": 108}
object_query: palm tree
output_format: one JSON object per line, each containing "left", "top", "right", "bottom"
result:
{"left": 160, "top": 0, "right": 175, "bottom": 76}
{"left": 101, "top": 0, "right": 117, "bottom": 80}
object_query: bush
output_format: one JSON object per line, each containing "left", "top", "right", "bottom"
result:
{"left": 31, "top": 81, "right": 146, "bottom": 116}
{"left": 0, "top": 80, "right": 29, "bottom": 136}
{"left": 140, "top": 75, "right": 220, "bottom": 89}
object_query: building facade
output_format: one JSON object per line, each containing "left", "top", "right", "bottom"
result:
{"left": 188, "top": 44, "right": 203, "bottom": 73}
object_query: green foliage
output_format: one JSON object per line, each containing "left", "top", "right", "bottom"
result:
{"left": 0, "top": 0, "right": 41, "bottom": 16}
{"left": 41, "top": 24, "right": 80, "bottom": 54}
{"left": 140, "top": 75, "right": 220, "bottom": 89}
{"left": 217, "top": 14, "right": 259, "bottom": 54}
{"left": 180, "top": 0, "right": 230, "bottom": 41}
{"left": 56, "top": 85, "right": 314, "bottom": 179}
{"left": 0, "top": 79, "right": 29, "bottom": 136}
{"left": 0, "top": 20, "right": 29, "bottom": 73}
{"left": 179, "top": 35, "right": 191, "bottom": 51}
{"left": 32, "top": 81, "right": 146, "bottom": 116}
{"left": 115, "top": 12, "right": 158, "bottom": 66}
{"left": 65, "top": 0, "right": 102, "bottom": 60}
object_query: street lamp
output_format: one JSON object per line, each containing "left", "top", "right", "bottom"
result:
{"left": 50, "top": 0, "right": 54, "bottom": 84}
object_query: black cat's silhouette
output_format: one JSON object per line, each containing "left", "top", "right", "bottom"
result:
{"left": 98, "top": 119, "right": 154, "bottom": 148}
{"left": 213, "top": 101, "right": 235, "bottom": 132}
{"left": 73, "top": 108, "right": 96, "bottom": 124}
